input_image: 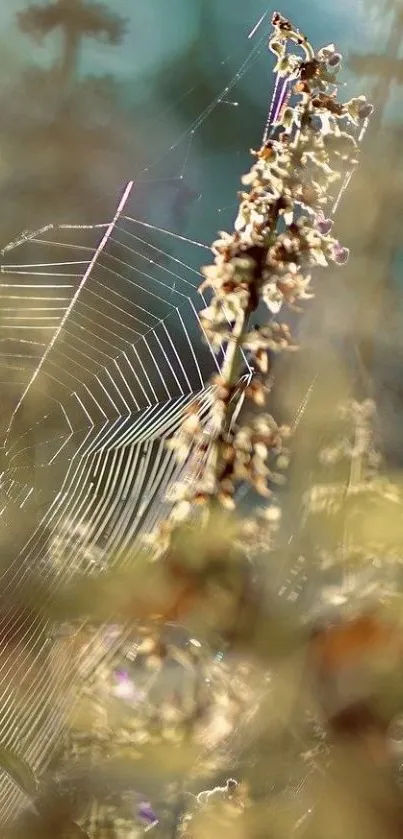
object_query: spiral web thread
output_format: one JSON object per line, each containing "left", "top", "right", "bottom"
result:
{"left": 0, "top": 187, "right": 227, "bottom": 819}
{"left": 0, "top": 21, "right": 367, "bottom": 822}
{"left": 0, "top": 19, "right": 281, "bottom": 818}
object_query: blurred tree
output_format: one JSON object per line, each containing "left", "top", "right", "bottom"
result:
{"left": 17, "top": 0, "right": 126, "bottom": 94}
{"left": 0, "top": 1, "right": 137, "bottom": 246}
{"left": 0, "top": 3, "right": 140, "bottom": 525}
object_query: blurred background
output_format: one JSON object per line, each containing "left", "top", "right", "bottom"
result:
{"left": 0, "top": 0, "right": 401, "bottom": 671}
{"left": 0, "top": 0, "right": 403, "bottom": 832}
{"left": 0, "top": 2, "right": 401, "bottom": 627}
{"left": 0, "top": 0, "right": 393, "bottom": 487}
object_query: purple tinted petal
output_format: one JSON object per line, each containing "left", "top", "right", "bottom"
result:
{"left": 332, "top": 243, "right": 349, "bottom": 264}
{"left": 138, "top": 802, "right": 158, "bottom": 824}
{"left": 316, "top": 216, "right": 333, "bottom": 235}
{"left": 115, "top": 669, "right": 130, "bottom": 682}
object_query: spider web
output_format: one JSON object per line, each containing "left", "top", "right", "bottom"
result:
{"left": 0, "top": 17, "right": 274, "bottom": 820}
{"left": 0, "top": 190, "right": 225, "bottom": 819}
{"left": 0, "top": 15, "right": 366, "bottom": 822}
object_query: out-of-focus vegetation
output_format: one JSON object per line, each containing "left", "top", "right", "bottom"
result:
{"left": 3, "top": 1, "right": 403, "bottom": 839}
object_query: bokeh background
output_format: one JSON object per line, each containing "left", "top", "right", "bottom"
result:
{"left": 1, "top": 2, "right": 403, "bottom": 832}
{"left": 0, "top": 0, "right": 378, "bottom": 243}
{"left": 1, "top": 0, "right": 401, "bottom": 573}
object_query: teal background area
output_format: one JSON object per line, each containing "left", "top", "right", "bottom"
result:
{"left": 0, "top": 0, "right": 380, "bottom": 252}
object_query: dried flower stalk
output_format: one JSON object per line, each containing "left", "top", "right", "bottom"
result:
{"left": 151, "top": 12, "right": 372, "bottom": 564}
{"left": 15, "top": 17, "right": 377, "bottom": 839}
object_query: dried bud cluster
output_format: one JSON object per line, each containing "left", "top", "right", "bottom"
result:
{"left": 303, "top": 399, "right": 403, "bottom": 616}
{"left": 200, "top": 26, "right": 370, "bottom": 336}
{"left": 163, "top": 12, "right": 371, "bottom": 525}
{"left": 319, "top": 398, "right": 380, "bottom": 469}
